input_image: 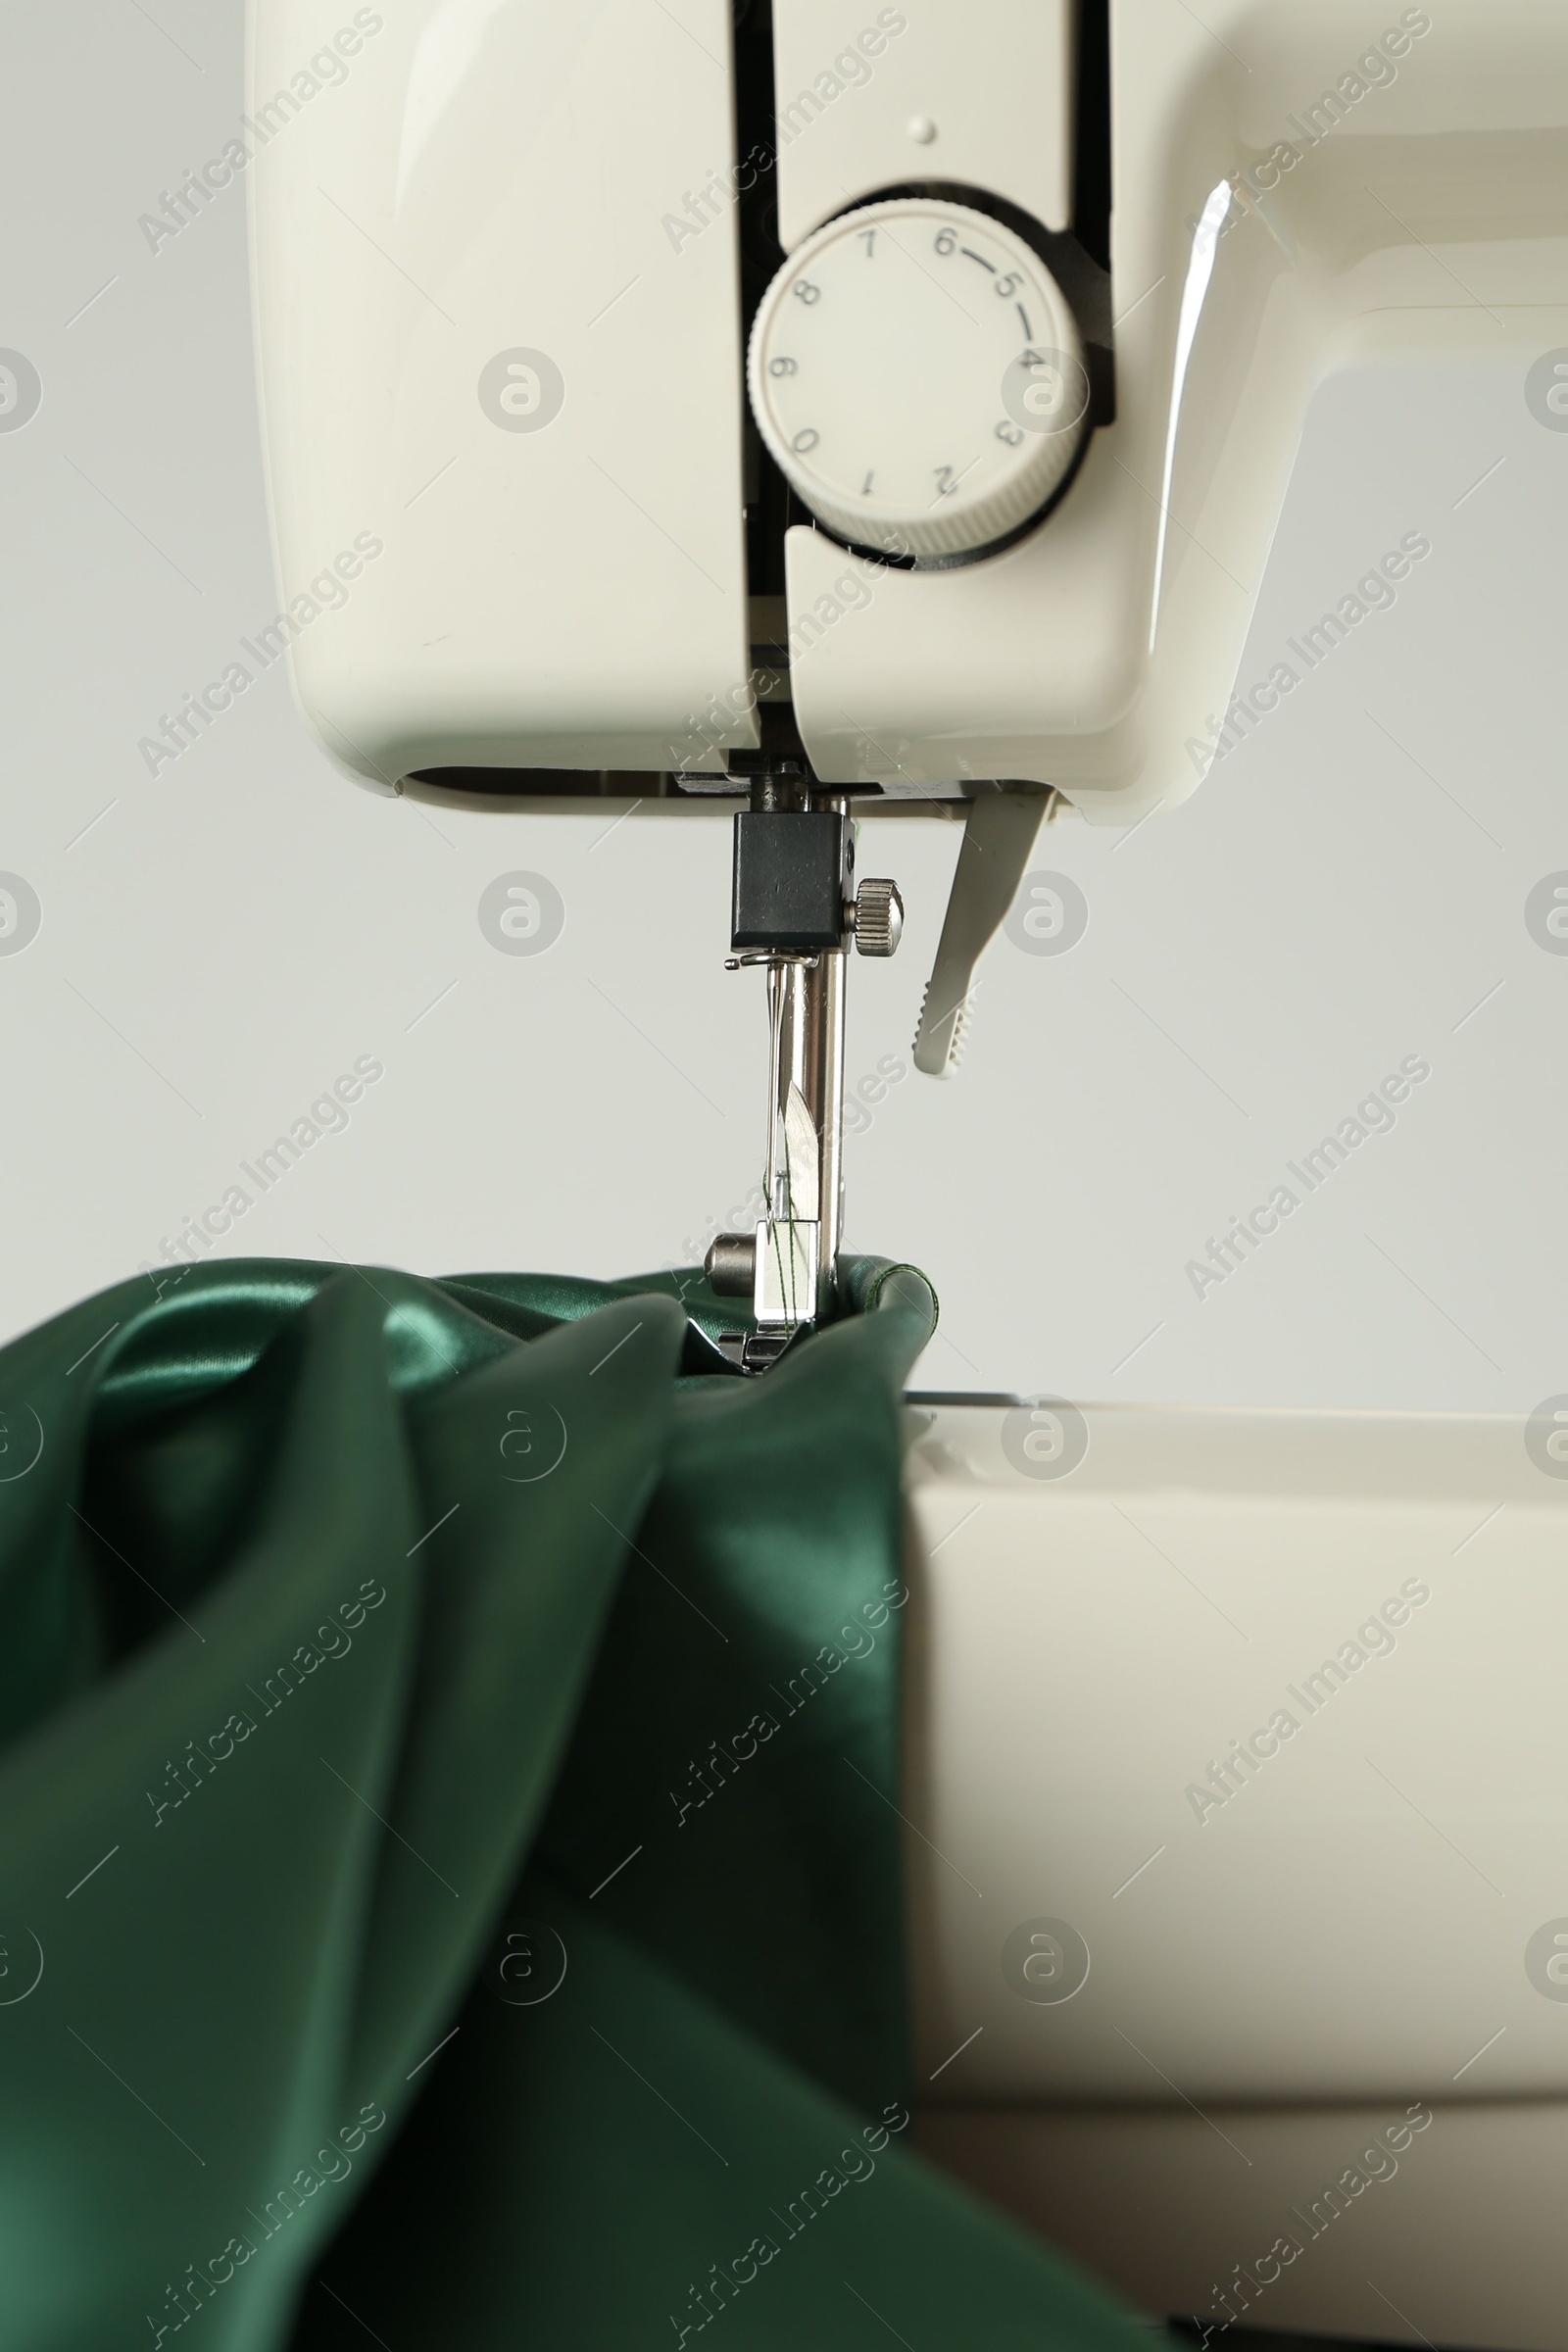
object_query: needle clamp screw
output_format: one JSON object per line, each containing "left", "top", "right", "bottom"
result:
{"left": 850, "top": 878, "right": 904, "bottom": 957}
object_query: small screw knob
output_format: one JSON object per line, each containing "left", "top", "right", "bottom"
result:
{"left": 705, "top": 1232, "right": 757, "bottom": 1296}
{"left": 852, "top": 878, "right": 904, "bottom": 957}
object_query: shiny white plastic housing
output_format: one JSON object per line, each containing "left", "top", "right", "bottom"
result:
{"left": 248, "top": 0, "right": 755, "bottom": 786}
{"left": 905, "top": 1396, "right": 1568, "bottom": 2345}
{"left": 769, "top": 0, "right": 1075, "bottom": 251}
{"left": 250, "top": 0, "right": 1568, "bottom": 813}
{"left": 783, "top": 0, "right": 1568, "bottom": 814}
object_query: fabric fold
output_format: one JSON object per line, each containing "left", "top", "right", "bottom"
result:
{"left": 0, "top": 1256, "right": 1148, "bottom": 2352}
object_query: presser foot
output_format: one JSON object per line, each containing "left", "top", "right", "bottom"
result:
{"left": 711, "top": 1325, "right": 808, "bottom": 1376}
{"left": 705, "top": 1219, "right": 825, "bottom": 1375}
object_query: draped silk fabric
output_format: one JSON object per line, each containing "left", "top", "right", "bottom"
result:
{"left": 0, "top": 1254, "right": 1145, "bottom": 2350}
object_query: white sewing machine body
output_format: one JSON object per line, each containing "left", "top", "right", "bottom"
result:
{"left": 905, "top": 1401, "right": 1568, "bottom": 2348}
{"left": 249, "top": 0, "right": 1568, "bottom": 813}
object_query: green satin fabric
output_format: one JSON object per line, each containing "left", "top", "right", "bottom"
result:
{"left": 0, "top": 1255, "right": 1146, "bottom": 2350}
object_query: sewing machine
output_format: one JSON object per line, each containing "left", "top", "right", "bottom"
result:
{"left": 249, "top": 0, "right": 1568, "bottom": 2336}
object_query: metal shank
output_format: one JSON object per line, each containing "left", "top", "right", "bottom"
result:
{"left": 762, "top": 942, "right": 845, "bottom": 1325}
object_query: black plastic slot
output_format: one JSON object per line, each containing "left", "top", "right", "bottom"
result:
{"left": 733, "top": 0, "right": 792, "bottom": 606}
{"left": 1074, "top": 0, "right": 1113, "bottom": 274}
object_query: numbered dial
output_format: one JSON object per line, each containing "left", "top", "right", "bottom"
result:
{"left": 748, "top": 198, "right": 1090, "bottom": 562}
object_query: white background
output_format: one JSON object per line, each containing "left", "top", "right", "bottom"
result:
{"left": 2, "top": 0, "right": 1566, "bottom": 1411}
